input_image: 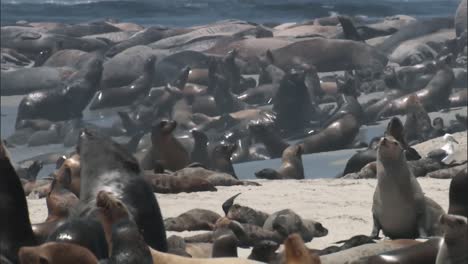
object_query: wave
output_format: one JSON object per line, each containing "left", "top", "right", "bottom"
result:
{"left": 1, "top": 0, "right": 460, "bottom": 26}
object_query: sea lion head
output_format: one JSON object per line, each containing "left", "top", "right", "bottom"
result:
{"left": 53, "top": 154, "right": 81, "bottom": 197}
{"left": 378, "top": 136, "right": 405, "bottom": 162}
{"left": 18, "top": 242, "right": 98, "bottom": 264}
{"left": 439, "top": 214, "right": 467, "bottom": 240}
{"left": 96, "top": 190, "right": 130, "bottom": 224}
{"left": 283, "top": 144, "right": 303, "bottom": 159}
{"left": 284, "top": 233, "right": 320, "bottom": 264}
{"left": 385, "top": 117, "right": 404, "bottom": 139}
{"left": 213, "top": 142, "right": 237, "bottom": 160}
{"left": 152, "top": 119, "right": 177, "bottom": 139}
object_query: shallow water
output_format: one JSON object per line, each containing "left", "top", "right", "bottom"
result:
{"left": 1, "top": 0, "right": 460, "bottom": 26}
{"left": 2, "top": 93, "right": 466, "bottom": 179}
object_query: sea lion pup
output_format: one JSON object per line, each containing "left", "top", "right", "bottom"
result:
{"left": 283, "top": 234, "right": 321, "bottom": 264}
{"left": 263, "top": 209, "right": 328, "bottom": 242}
{"left": 403, "top": 95, "right": 433, "bottom": 143}
{"left": 73, "top": 129, "right": 167, "bottom": 252}
{"left": 248, "top": 240, "right": 279, "bottom": 263}
{"left": 448, "top": 167, "right": 468, "bottom": 218}
{"left": 148, "top": 119, "right": 190, "bottom": 172}
{"left": 299, "top": 113, "right": 360, "bottom": 154}
{"left": 0, "top": 141, "right": 36, "bottom": 263}
{"left": 53, "top": 153, "right": 81, "bottom": 197}
{"left": 371, "top": 136, "right": 445, "bottom": 239}
{"left": 212, "top": 234, "right": 239, "bottom": 258}
{"left": 164, "top": 209, "right": 221, "bottom": 232}
{"left": 15, "top": 57, "right": 103, "bottom": 127}
{"left": 248, "top": 122, "right": 290, "bottom": 159}
{"left": 255, "top": 145, "right": 304, "bottom": 180}
{"left": 89, "top": 55, "right": 156, "bottom": 110}
{"left": 143, "top": 171, "right": 217, "bottom": 194}
{"left": 355, "top": 238, "right": 440, "bottom": 264}
{"left": 18, "top": 242, "right": 99, "bottom": 264}
{"left": 436, "top": 214, "right": 468, "bottom": 264}
{"left": 45, "top": 178, "right": 79, "bottom": 222}
{"left": 209, "top": 142, "right": 238, "bottom": 179}
{"left": 190, "top": 130, "right": 210, "bottom": 166}
{"left": 223, "top": 193, "right": 270, "bottom": 226}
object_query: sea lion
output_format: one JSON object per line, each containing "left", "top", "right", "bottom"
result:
{"left": 143, "top": 171, "right": 217, "bottom": 194}
{"left": 1, "top": 66, "right": 76, "bottom": 96}
{"left": 435, "top": 214, "right": 468, "bottom": 264}
{"left": 190, "top": 130, "right": 210, "bottom": 167}
{"left": 212, "top": 234, "right": 239, "bottom": 258}
{"left": 455, "top": 0, "right": 467, "bottom": 37}
{"left": 283, "top": 234, "right": 321, "bottom": 264}
{"left": 165, "top": 209, "right": 221, "bottom": 232}
{"left": 272, "top": 68, "right": 315, "bottom": 133}
{"left": 224, "top": 194, "right": 270, "bottom": 226}
{"left": 404, "top": 95, "right": 433, "bottom": 143}
{"left": 378, "top": 62, "right": 455, "bottom": 119}
{"left": 209, "top": 142, "right": 238, "bottom": 179}
{"left": 72, "top": 129, "right": 167, "bottom": 251}
{"left": 299, "top": 114, "right": 360, "bottom": 154}
{"left": 267, "top": 38, "right": 387, "bottom": 72}
{"left": 45, "top": 178, "right": 79, "bottom": 222}
{"left": 0, "top": 141, "right": 36, "bottom": 263}
{"left": 102, "top": 219, "right": 153, "bottom": 264}
{"left": 448, "top": 167, "right": 468, "bottom": 218}
{"left": 263, "top": 209, "right": 328, "bottom": 243}
{"left": 18, "top": 242, "right": 99, "bottom": 264}
{"left": 371, "top": 136, "right": 445, "bottom": 239}
{"left": 53, "top": 154, "right": 81, "bottom": 197}
{"left": 89, "top": 55, "right": 156, "bottom": 109}
{"left": 249, "top": 122, "right": 289, "bottom": 159}
{"left": 357, "top": 238, "right": 440, "bottom": 264}
{"left": 145, "top": 120, "right": 190, "bottom": 171}
{"left": 248, "top": 240, "right": 280, "bottom": 263}
{"left": 15, "top": 57, "right": 103, "bottom": 126}
{"left": 255, "top": 145, "right": 304, "bottom": 180}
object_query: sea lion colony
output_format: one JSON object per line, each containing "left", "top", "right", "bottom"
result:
{"left": 1, "top": 0, "right": 468, "bottom": 263}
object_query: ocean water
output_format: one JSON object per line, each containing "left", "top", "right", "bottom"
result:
{"left": 1, "top": 0, "right": 460, "bottom": 26}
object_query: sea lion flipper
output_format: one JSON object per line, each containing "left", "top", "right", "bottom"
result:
{"left": 222, "top": 193, "right": 241, "bottom": 216}
{"left": 338, "top": 15, "right": 364, "bottom": 42}
{"left": 370, "top": 214, "right": 382, "bottom": 239}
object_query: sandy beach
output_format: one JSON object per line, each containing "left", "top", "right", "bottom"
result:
{"left": 25, "top": 132, "right": 466, "bottom": 257}
{"left": 26, "top": 178, "right": 451, "bottom": 256}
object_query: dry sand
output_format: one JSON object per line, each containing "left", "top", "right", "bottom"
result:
{"left": 26, "top": 132, "right": 466, "bottom": 257}
{"left": 26, "top": 178, "right": 450, "bottom": 255}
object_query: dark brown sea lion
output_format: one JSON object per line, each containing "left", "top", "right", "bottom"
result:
{"left": 299, "top": 113, "right": 360, "bottom": 154}
{"left": 18, "top": 242, "right": 99, "bottom": 264}
{"left": 249, "top": 122, "right": 289, "bottom": 159}
{"left": 165, "top": 209, "right": 221, "bottom": 232}
{"left": 88, "top": 55, "right": 156, "bottom": 109}
{"left": 209, "top": 142, "right": 238, "bottom": 179}
{"left": 71, "top": 129, "right": 167, "bottom": 251}
{"left": 248, "top": 240, "right": 279, "bottom": 263}
{"left": 146, "top": 120, "right": 190, "bottom": 171}
{"left": 190, "top": 130, "right": 210, "bottom": 167}
{"left": 448, "top": 167, "right": 468, "bottom": 218}
{"left": 0, "top": 141, "right": 36, "bottom": 263}
{"left": 371, "top": 136, "right": 445, "bottom": 239}
{"left": 283, "top": 234, "right": 321, "bottom": 264}
{"left": 212, "top": 234, "right": 239, "bottom": 258}
{"left": 143, "top": 172, "right": 217, "bottom": 194}
{"left": 403, "top": 95, "right": 433, "bottom": 143}
{"left": 255, "top": 145, "right": 304, "bottom": 180}
{"left": 15, "top": 57, "right": 103, "bottom": 126}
